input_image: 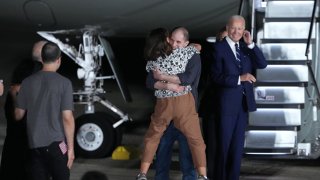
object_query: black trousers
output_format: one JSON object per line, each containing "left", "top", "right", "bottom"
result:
{"left": 202, "top": 113, "right": 218, "bottom": 180}
{"left": 30, "top": 141, "right": 69, "bottom": 180}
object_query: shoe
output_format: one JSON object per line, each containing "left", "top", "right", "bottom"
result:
{"left": 198, "top": 175, "right": 208, "bottom": 180}
{"left": 136, "top": 172, "right": 147, "bottom": 180}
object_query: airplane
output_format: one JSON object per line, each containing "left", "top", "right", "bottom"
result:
{"left": 0, "top": 0, "right": 245, "bottom": 158}
{"left": 1, "top": 0, "right": 320, "bottom": 161}
{"left": 0, "top": 0, "right": 242, "bottom": 38}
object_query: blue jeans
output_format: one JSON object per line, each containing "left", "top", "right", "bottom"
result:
{"left": 155, "top": 122, "right": 196, "bottom": 180}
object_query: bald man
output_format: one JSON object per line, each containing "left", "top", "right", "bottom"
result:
{"left": 32, "top": 40, "right": 47, "bottom": 62}
{"left": 146, "top": 27, "right": 202, "bottom": 180}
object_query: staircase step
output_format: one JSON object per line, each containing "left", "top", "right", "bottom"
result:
{"left": 254, "top": 86, "right": 305, "bottom": 104}
{"left": 260, "top": 43, "right": 313, "bottom": 60}
{"left": 256, "top": 104, "right": 304, "bottom": 109}
{"left": 260, "top": 39, "right": 314, "bottom": 43}
{"left": 249, "top": 108, "right": 301, "bottom": 126}
{"left": 263, "top": 0, "right": 314, "bottom": 2}
{"left": 255, "top": 82, "right": 307, "bottom": 87}
{"left": 266, "top": 60, "right": 306, "bottom": 65}
{"left": 266, "top": 1, "right": 314, "bottom": 18}
{"left": 257, "top": 65, "right": 308, "bottom": 83}
{"left": 247, "top": 126, "right": 299, "bottom": 131}
{"left": 264, "top": 22, "right": 314, "bottom": 39}
{"left": 264, "top": 17, "right": 312, "bottom": 22}
{"left": 245, "top": 130, "right": 297, "bottom": 149}
{"left": 244, "top": 148, "right": 295, "bottom": 155}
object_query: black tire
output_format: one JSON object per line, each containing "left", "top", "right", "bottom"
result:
{"left": 104, "top": 114, "right": 123, "bottom": 149}
{"left": 74, "top": 112, "right": 122, "bottom": 158}
{"left": 96, "top": 112, "right": 123, "bottom": 150}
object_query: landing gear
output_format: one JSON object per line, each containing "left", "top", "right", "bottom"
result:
{"left": 37, "top": 30, "right": 132, "bottom": 158}
{"left": 75, "top": 112, "right": 122, "bottom": 158}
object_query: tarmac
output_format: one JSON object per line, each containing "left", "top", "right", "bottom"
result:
{"left": 71, "top": 127, "right": 320, "bottom": 180}
{"left": 65, "top": 123, "right": 320, "bottom": 180}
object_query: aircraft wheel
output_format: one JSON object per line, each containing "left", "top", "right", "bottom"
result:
{"left": 75, "top": 112, "right": 122, "bottom": 158}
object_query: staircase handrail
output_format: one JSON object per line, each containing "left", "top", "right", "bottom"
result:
{"left": 305, "top": 0, "right": 320, "bottom": 106}
{"left": 238, "top": 0, "right": 245, "bottom": 15}
{"left": 305, "top": 0, "right": 318, "bottom": 57}
{"left": 238, "top": 0, "right": 257, "bottom": 42}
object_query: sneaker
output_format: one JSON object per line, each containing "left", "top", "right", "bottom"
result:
{"left": 136, "top": 172, "right": 147, "bottom": 180}
{"left": 198, "top": 175, "right": 208, "bottom": 180}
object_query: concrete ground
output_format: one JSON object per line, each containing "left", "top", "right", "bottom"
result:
{"left": 70, "top": 123, "right": 320, "bottom": 180}
{"left": 2, "top": 119, "right": 320, "bottom": 180}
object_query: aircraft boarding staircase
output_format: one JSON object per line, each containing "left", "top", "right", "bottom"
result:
{"left": 244, "top": 0, "right": 320, "bottom": 159}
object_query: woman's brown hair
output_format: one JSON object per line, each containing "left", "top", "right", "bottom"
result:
{"left": 144, "top": 28, "right": 172, "bottom": 61}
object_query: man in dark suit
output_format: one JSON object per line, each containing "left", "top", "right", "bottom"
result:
{"left": 210, "top": 15, "right": 267, "bottom": 180}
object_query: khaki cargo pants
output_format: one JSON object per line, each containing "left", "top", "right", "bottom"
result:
{"left": 141, "top": 93, "right": 206, "bottom": 168}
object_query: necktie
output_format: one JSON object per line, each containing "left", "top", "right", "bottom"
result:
{"left": 236, "top": 43, "right": 245, "bottom": 94}
{"left": 235, "top": 43, "right": 241, "bottom": 62}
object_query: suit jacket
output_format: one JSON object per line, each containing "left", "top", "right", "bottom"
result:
{"left": 210, "top": 38, "right": 267, "bottom": 116}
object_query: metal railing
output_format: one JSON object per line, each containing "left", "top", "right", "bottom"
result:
{"left": 238, "top": 0, "right": 257, "bottom": 39}
{"left": 238, "top": 0, "right": 245, "bottom": 15}
{"left": 305, "top": 0, "right": 320, "bottom": 106}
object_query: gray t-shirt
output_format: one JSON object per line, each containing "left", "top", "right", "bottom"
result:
{"left": 17, "top": 71, "right": 74, "bottom": 148}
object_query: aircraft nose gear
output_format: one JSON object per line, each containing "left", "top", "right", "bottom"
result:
{"left": 38, "top": 29, "right": 132, "bottom": 158}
